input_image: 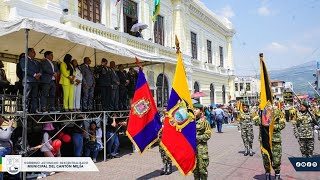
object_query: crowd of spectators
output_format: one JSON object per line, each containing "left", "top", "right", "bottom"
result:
{"left": 0, "top": 48, "right": 139, "bottom": 113}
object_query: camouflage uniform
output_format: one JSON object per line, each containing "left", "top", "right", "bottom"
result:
{"left": 253, "top": 109, "right": 286, "bottom": 179}
{"left": 239, "top": 111, "right": 254, "bottom": 155}
{"left": 292, "top": 111, "right": 316, "bottom": 157}
{"left": 194, "top": 117, "right": 212, "bottom": 180}
{"left": 159, "top": 113, "right": 172, "bottom": 175}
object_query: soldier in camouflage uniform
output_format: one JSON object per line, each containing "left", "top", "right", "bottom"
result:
{"left": 253, "top": 108, "right": 286, "bottom": 180}
{"left": 193, "top": 103, "right": 212, "bottom": 180}
{"left": 158, "top": 108, "right": 172, "bottom": 175}
{"left": 292, "top": 102, "right": 318, "bottom": 158}
{"left": 238, "top": 104, "right": 254, "bottom": 156}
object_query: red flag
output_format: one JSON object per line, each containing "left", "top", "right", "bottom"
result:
{"left": 126, "top": 68, "right": 162, "bottom": 154}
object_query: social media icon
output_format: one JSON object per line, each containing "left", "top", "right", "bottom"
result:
{"left": 312, "top": 162, "right": 317, "bottom": 167}
{"left": 296, "top": 162, "right": 301, "bottom": 167}
{"left": 307, "top": 162, "right": 311, "bottom": 167}
{"left": 301, "top": 162, "right": 306, "bottom": 167}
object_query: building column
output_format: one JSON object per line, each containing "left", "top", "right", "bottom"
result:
{"left": 226, "top": 36, "right": 234, "bottom": 69}
{"left": 172, "top": 0, "right": 190, "bottom": 53}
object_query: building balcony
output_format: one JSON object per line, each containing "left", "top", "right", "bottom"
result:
{"left": 60, "top": 15, "right": 187, "bottom": 65}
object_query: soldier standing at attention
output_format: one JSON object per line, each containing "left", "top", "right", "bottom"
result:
{"left": 292, "top": 102, "right": 318, "bottom": 158}
{"left": 159, "top": 108, "right": 172, "bottom": 175}
{"left": 238, "top": 104, "right": 254, "bottom": 156}
{"left": 253, "top": 108, "right": 286, "bottom": 180}
{"left": 193, "top": 103, "right": 211, "bottom": 180}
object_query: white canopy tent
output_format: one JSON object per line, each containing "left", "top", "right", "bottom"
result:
{"left": 0, "top": 18, "right": 166, "bottom": 66}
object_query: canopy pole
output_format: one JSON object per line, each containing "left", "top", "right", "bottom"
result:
{"left": 161, "top": 63, "right": 165, "bottom": 109}
{"left": 94, "top": 49, "right": 97, "bottom": 66}
{"left": 22, "top": 28, "right": 29, "bottom": 180}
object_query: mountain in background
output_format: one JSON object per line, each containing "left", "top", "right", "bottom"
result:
{"left": 268, "top": 60, "right": 316, "bottom": 94}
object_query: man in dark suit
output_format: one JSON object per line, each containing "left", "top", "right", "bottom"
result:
{"left": 40, "top": 51, "right": 59, "bottom": 112}
{"left": 20, "top": 48, "right": 42, "bottom": 113}
{"left": 117, "top": 64, "right": 129, "bottom": 110}
{"left": 95, "top": 58, "right": 112, "bottom": 111}
{"left": 80, "top": 57, "right": 95, "bottom": 111}
{"left": 0, "top": 60, "right": 9, "bottom": 93}
{"left": 110, "top": 61, "right": 120, "bottom": 111}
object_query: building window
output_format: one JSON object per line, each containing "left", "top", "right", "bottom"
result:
{"left": 194, "top": 81, "right": 200, "bottom": 103}
{"left": 235, "top": 83, "right": 238, "bottom": 91}
{"left": 219, "top": 46, "right": 224, "bottom": 67}
{"left": 240, "top": 83, "right": 243, "bottom": 91}
{"left": 210, "top": 83, "right": 215, "bottom": 104}
{"left": 154, "top": 15, "right": 164, "bottom": 45}
{"left": 246, "top": 83, "right": 251, "bottom": 91}
{"left": 207, "top": 40, "right": 212, "bottom": 64}
{"left": 123, "top": 0, "right": 138, "bottom": 35}
{"left": 156, "top": 74, "right": 169, "bottom": 107}
{"left": 222, "top": 85, "right": 226, "bottom": 104}
{"left": 78, "top": 0, "right": 101, "bottom": 23}
{"left": 191, "top": 32, "right": 197, "bottom": 59}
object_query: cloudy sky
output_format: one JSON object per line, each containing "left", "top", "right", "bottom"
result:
{"left": 201, "top": 0, "right": 320, "bottom": 76}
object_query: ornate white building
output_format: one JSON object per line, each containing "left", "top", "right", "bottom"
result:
{"left": 0, "top": 0, "right": 235, "bottom": 106}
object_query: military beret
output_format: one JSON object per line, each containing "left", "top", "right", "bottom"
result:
{"left": 301, "top": 102, "right": 309, "bottom": 108}
{"left": 193, "top": 103, "right": 203, "bottom": 109}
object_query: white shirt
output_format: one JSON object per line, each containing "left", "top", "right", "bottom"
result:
{"left": 46, "top": 58, "right": 55, "bottom": 80}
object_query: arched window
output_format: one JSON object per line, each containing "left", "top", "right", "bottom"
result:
{"left": 222, "top": 85, "right": 226, "bottom": 104}
{"left": 194, "top": 81, "right": 200, "bottom": 103}
{"left": 210, "top": 83, "right": 215, "bottom": 104}
{"left": 156, "top": 74, "right": 169, "bottom": 107}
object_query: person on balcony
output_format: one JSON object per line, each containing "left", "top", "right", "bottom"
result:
{"left": 110, "top": 61, "right": 120, "bottom": 111}
{"left": 40, "top": 51, "right": 59, "bottom": 112}
{"left": 135, "top": 29, "right": 143, "bottom": 39}
{"left": 117, "top": 64, "right": 129, "bottom": 110}
{"left": 80, "top": 57, "right": 95, "bottom": 112}
{"left": 72, "top": 59, "right": 83, "bottom": 112}
{"left": 95, "top": 58, "right": 112, "bottom": 111}
{"left": 20, "top": 48, "right": 42, "bottom": 113}
{"left": 59, "top": 54, "right": 75, "bottom": 112}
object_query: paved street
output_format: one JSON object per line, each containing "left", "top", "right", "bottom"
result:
{"left": 46, "top": 122, "right": 320, "bottom": 180}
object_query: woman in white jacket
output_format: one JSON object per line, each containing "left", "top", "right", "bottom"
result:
{"left": 72, "top": 59, "right": 83, "bottom": 111}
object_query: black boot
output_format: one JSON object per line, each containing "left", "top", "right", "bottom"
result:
{"left": 244, "top": 146, "right": 248, "bottom": 156}
{"left": 160, "top": 163, "right": 167, "bottom": 175}
{"left": 249, "top": 144, "right": 253, "bottom": 156}
{"left": 265, "top": 173, "right": 271, "bottom": 180}
{"left": 165, "top": 163, "right": 172, "bottom": 175}
{"left": 275, "top": 174, "right": 280, "bottom": 180}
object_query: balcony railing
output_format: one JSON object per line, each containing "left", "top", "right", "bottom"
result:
{"left": 61, "top": 15, "right": 178, "bottom": 63}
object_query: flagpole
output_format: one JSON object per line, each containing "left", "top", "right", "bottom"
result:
{"left": 308, "top": 82, "right": 320, "bottom": 97}
{"left": 161, "top": 63, "right": 165, "bottom": 108}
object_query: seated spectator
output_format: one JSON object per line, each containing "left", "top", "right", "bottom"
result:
{"left": 0, "top": 116, "right": 14, "bottom": 180}
{"left": 84, "top": 121, "right": 102, "bottom": 163}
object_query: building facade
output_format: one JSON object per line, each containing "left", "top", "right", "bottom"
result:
{"left": 0, "top": 0, "right": 235, "bottom": 106}
{"left": 271, "top": 80, "right": 285, "bottom": 101}
{"left": 234, "top": 76, "right": 260, "bottom": 104}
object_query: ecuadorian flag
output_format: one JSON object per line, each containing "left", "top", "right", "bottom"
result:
{"left": 160, "top": 51, "right": 196, "bottom": 176}
{"left": 126, "top": 67, "right": 162, "bottom": 154}
{"left": 152, "top": 0, "right": 161, "bottom": 21}
{"left": 0, "top": 157, "right": 2, "bottom": 171}
{"left": 259, "top": 53, "right": 274, "bottom": 171}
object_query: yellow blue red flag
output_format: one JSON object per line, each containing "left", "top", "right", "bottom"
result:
{"left": 126, "top": 67, "right": 162, "bottom": 154}
{"left": 259, "top": 53, "right": 274, "bottom": 171}
{"left": 160, "top": 50, "right": 196, "bottom": 176}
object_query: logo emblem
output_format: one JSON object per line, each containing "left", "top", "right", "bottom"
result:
{"left": 5, "top": 155, "right": 21, "bottom": 175}
{"left": 262, "top": 103, "right": 273, "bottom": 126}
{"left": 167, "top": 99, "right": 194, "bottom": 132}
{"left": 132, "top": 98, "right": 150, "bottom": 118}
